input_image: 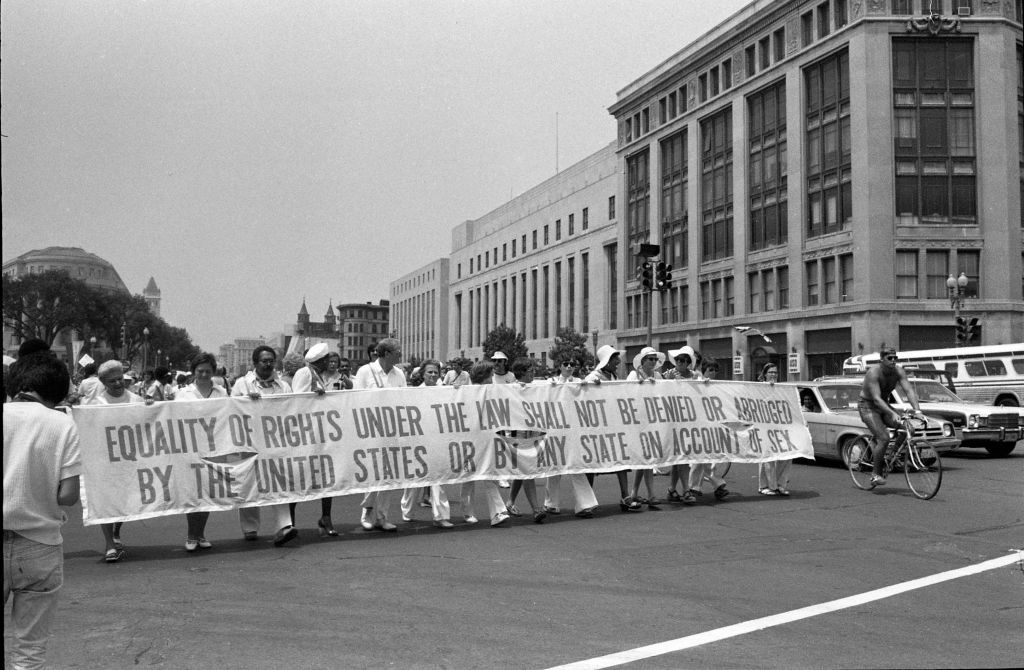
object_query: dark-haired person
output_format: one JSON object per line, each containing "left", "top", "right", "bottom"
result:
{"left": 290, "top": 343, "right": 340, "bottom": 538}
{"left": 174, "top": 353, "right": 225, "bottom": 552}
{"left": 77, "top": 362, "right": 101, "bottom": 403}
{"left": 543, "top": 356, "right": 599, "bottom": 518}
{"left": 353, "top": 338, "right": 406, "bottom": 531}
{"left": 399, "top": 360, "right": 453, "bottom": 527}
{"left": 502, "top": 358, "right": 547, "bottom": 523}
{"left": 583, "top": 345, "right": 642, "bottom": 513}
{"left": 230, "top": 346, "right": 297, "bottom": 545}
{"left": 858, "top": 346, "right": 924, "bottom": 487}
{"left": 756, "top": 363, "right": 791, "bottom": 496}
{"left": 458, "top": 361, "right": 511, "bottom": 526}
{"left": 4, "top": 353, "right": 82, "bottom": 670}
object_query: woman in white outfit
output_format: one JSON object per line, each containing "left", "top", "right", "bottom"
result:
{"left": 400, "top": 360, "right": 454, "bottom": 528}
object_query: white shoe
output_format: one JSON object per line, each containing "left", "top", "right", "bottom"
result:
{"left": 464, "top": 515, "right": 479, "bottom": 524}
{"left": 498, "top": 478, "right": 511, "bottom": 488}
{"left": 360, "top": 507, "right": 374, "bottom": 531}
{"left": 491, "top": 511, "right": 511, "bottom": 527}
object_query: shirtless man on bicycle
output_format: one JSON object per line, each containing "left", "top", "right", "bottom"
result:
{"left": 858, "top": 346, "right": 925, "bottom": 486}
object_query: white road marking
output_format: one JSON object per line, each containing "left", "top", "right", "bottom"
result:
{"left": 545, "top": 551, "right": 1023, "bottom": 670}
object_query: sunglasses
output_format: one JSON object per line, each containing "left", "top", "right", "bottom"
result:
{"left": 885, "top": 356, "right": 898, "bottom": 361}
{"left": 561, "top": 361, "right": 575, "bottom": 367}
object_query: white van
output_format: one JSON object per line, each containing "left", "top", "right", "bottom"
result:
{"left": 842, "top": 344, "right": 1024, "bottom": 407}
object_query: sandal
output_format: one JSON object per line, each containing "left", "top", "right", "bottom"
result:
{"left": 620, "top": 497, "right": 643, "bottom": 512}
{"left": 759, "top": 488, "right": 778, "bottom": 496}
{"left": 667, "top": 489, "right": 683, "bottom": 502}
{"left": 104, "top": 547, "right": 126, "bottom": 563}
{"left": 714, "top": 485, "right": 730, "bottom": 501}
{"left": 318, "top": 516, "right": 339, "bottom": 538}
{"left": 681, "top": 490, "right": 697, "bottom": 505}
{"left": 506, "top": 503, "right": 522, "bottom": 517}
{"left": 533, "top": 509, "right": 547, "bottom": 524}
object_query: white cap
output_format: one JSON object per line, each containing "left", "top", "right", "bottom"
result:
{"left": 305, "top": 342, "right": 329, "bottom": 362}
{"left": 491, "top": 351, "right": 508, "bottom": 361}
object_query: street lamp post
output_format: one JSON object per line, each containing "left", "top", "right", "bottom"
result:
{"left": 946, "top": 272, "right": 968, "bottom": 346}
{"left": 142, "top": 327, "right": 150, "bottom": 371}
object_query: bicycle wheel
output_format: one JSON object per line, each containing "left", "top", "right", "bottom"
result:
{"left": 844, "top": 436, "right": 876, "bottom": 490}
{"left": 903, "top": 442, "right": 942, "bottom": 500}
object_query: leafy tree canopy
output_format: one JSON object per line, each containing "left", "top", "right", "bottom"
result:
{"left": 481, "top": 324, "right": 529, "bottom": 363}
{"left": 548, "top": 327, "right": 597, "bottom": 371}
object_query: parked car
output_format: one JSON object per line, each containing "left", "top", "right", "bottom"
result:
{"left": 781, "top": 381, "right": 958, "bottom": 466}
{"left": 889, "top": 379, "right": 1023, "bottom": 457}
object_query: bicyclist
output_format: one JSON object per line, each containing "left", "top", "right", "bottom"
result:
{"left": 858, "top": 346, "right": 925, "bottom": 486}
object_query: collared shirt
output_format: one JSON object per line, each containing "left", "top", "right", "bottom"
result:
{"left": 442, "top": 370, "right": 470, "bottom": 386}
{"left": 87, "top": 389, "right": 144, "bottom": 405}
{"left": 353, "top": 359, "right": 407, "bottom": 390}
{"left": 175, "top": 383, "right": 228, "bottom": 401}
{"left": 291, "top": 365, "right": 327, "bottom": 393}
{"left": 231, "top": 370, "right": 292, "bottom": 397}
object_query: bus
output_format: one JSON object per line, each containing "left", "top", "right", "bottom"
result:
{"left": 842, "top": 343, "right": 1024, "bottom": 407}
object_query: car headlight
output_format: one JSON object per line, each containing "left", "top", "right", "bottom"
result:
{"left": 967, "top": 414, "right": 980, "bottom": 429}
{"left": 942, "top": 423, "right": 954, "bottom": 437}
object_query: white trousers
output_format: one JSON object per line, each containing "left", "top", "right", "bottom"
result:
{"left": 400, "top": 485, "right": 451, "bottom": 521}
{"left": 542, "top": 474, "right": 599, "bottom": 513}
{"left": 459, "top": 480, "right": 506, "bottom": 522}
{"left": 687, "top": 462, "right": 728, "bottom": 492}
{"left": 360, "top": 490, "right": 397, "bottom": 523}
{"left": 758, "top": 460, "right": 792, "bottom": 490}
{"left": 238, "top": 503, "right": 293, "bottom": 534}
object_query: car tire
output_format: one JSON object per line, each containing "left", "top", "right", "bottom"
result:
{"left": 839, "top": 436, "right": 860, "bottom": 468}
{"left": 983, "top": 442, "right": 1017, "bottom": 457}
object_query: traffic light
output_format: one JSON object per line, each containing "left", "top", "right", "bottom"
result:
{"left": 964, "top": 317, "right": 979, "bottom": 345}
{"left": 640, "top": 261, "right": 653, "bottom": 290}
{"left": 655, "top": 262, "right": 673, "bottom": 291}
{"left": 955, "top": 316, "right": 979, "bottom": 346}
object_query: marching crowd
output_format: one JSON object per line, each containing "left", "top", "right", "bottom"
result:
{"left": 4, "top": 337, "right": 800, "bottom": 668}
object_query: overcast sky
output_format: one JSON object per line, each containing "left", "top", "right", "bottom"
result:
{"left": 2, "top": 0, "right": 750, "bottom": 352}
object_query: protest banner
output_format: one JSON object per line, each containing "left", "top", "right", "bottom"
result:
{"left": 71, "top": 380, "right": 812, "bottom": 524}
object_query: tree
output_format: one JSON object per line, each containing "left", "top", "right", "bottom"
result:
{"left": 548, "top": 327, "right": 597, "bottom": 372}
{"left": 481, "top": 324, "right": 529, "bottom": 363}
{"left": 2, "top": 270, "right": 95, "bottom": 345}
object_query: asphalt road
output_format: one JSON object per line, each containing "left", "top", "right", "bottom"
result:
{"left": 6, "top": 445, "right": 1023, "bottom": 670}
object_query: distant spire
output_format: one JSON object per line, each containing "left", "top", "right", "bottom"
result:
{"left": 144, "top": 276, "right": 161, "bottom": 295}
{"left": 298, "top": 298, "right": 309, "bottom": 317}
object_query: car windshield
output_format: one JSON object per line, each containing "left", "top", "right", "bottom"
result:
{"left": 818, "top": 385, "right": 861, "bottom": 411}
{"left": 908, "top": 380, "right": 962, "bottom": 403}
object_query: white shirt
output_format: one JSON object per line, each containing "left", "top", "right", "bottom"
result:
{"left": 3, "top": 402, "right": 82, "bottom": 545}
{"left": 174, "top": 383, "right": 228, "bottom": 400}
{"left": 491, "top": 371, "right": 517, "bottom": 384}
{"left": 231, "top": 370, "right": 292, "bottom": 397}
{"left": 87, "top": 389, "right": 144, "bottom": 405}
{"left": 354, "top": 360, "right": 407, "bottom": 389}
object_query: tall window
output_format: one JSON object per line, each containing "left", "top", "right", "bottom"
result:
{"left": 896, "top": 250, "right": 918, "bottom": 298}
{"left": 568, "top": 213, "right": 574, "bottom": 236}
{"left": 582, "top": 207, "right": 589, "bottom": 230}
{"left": 568, "top": 257, "right": 576, "bottom": 331}
{"left": 806, "top": 261, "right": 820, "bottom": 306}
{"left": 661, "top": 130, "right": 688, "bottom": 271}
{"left": 892, "top": 0, "right": 912, "bottom": 14}
{"left": 925, "top": 250, "right": 949, "bottom": 298}
{"left": 554, "top": 262, "right": 563, "bottom": 332}
{"left": 893, "top": 38, "right": 977, "bottom": 224}
{"left": 608, "top": 196, "right": 616, "bottom": 220}
{"left": 581, "top": 252, "right": 589, "bottom": 332}
{"left": 533, "top": 230, "right": 538, "bottom": 250}
{"left": 555, "top": 220, "right": 561, "bottom": 241}
{"left": 840, "top": 254, "right": 853, "bottom": 301}
{"left": 701, "top": 107, "right": 734, "bottom": 261}
{"left": 627, "top": 150, "right": 651, "bottom": 276}
{"left": 607, "top": 244, "right": 618, "bottom": 329}
{"left": 544, "top": 225, "right": 550, "bottom": 245}
{"left": 805, "top": 50, "right": 852, "bottom": 237}
{"left": 749, "top": 81, "right": 788, "bottom": 250}
{"left": 542, "top": 265, "right": 550, "bottom": 337}
{"left": 530, "top": 269, "right": 538, "bottom": 339}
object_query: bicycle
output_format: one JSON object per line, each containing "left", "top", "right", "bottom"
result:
{"left": 843, "top": 412, "right": 943, "bottom": 500}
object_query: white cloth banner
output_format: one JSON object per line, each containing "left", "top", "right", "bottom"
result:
{"left": 71, "top": 380, "right": 812, "bottom": 524}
